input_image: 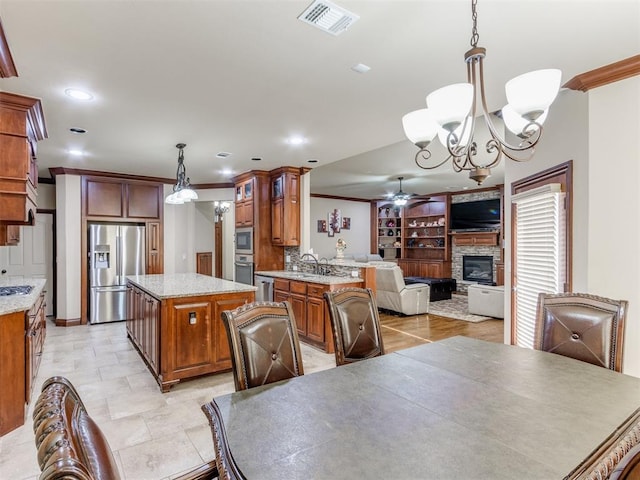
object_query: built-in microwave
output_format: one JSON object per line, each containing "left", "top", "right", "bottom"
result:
{"left": 235, "top": 227, "right": 253, "bottom": 255}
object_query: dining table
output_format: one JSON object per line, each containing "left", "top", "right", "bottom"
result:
{"left": 211, "top": 336, "right": 640, "bottom": 479}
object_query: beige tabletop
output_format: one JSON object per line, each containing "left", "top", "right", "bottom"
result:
{"left": 213, "top": 336, "right": 640, "bottom": 480}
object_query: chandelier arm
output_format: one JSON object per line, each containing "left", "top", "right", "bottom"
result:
{"left": 475, "top": 57, "right": 544, "bottom": 156}
{"left": 414, "top": 148, "right": 452, "bottom": 170}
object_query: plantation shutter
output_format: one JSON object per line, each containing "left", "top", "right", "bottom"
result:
{"left": 512, "top": 183, "right": 566, "bottom": 348}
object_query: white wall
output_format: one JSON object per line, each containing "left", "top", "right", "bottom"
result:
{"left": 55, "top": 175, "right": 82, "bottom": 321}
{"left": 37, "top": 183, "right": 56, "bottom": 209}
{"left": 503, "top": 89, "right": 590, "bottom": 343}
{"left": 504, "top": 77, "right": 640, "bottom": 377}
{"left": 309, "top": 197, "right": 371, "bottom": 259}
{"left": 587, "top": 76, "right": 640, "bottom": 377}
{"left": 162, "top": 186, "right": 235, "bottom": 279}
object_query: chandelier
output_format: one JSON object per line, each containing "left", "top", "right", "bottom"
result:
{"left": 402, "top": 0, "right": 562, "bottom": 185}
{"left": 165, "top": 143, "right": 198, "bottom": 204}
{"left": 214, "top": 201, "right": 230, "bottom": 222}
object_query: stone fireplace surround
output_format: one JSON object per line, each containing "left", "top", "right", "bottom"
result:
{"left": 451, "top": 190, "right": 502, "bottom": 293}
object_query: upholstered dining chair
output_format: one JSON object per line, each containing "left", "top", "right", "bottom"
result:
{"left": 609, "top": 443, "right": 640, "bottom": 480}
{"left": 534, "top": 292, "right": 628, "bottom": 372}
{"left": 221, "top": 301, "right": 304, "bottom": 391}
{"left": 324, "top": 287, "right": 385, "bottom": 366}
{"left": 201, "top": 399, "right": 246, "bottom": 480}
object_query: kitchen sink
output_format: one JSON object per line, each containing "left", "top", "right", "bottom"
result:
{"left": 0, "top": 285, "right": 33, "bottom": 296}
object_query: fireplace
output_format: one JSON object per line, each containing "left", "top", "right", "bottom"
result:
{"left": 463, "top": 255, "right": 493, "bottom": 284}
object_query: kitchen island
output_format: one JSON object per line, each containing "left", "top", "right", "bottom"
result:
{"left": 0, "top": 278, "right": 47, "bottom": 435}
{"left": 255, "top": 271, "right": 364, "bottom": 352}
{"left": 125, "top": 273, "right": 256, "bottom": 392}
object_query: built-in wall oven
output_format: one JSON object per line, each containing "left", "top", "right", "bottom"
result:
{"left": 235, "top": 227, "right": 253, "bottom": 255}
{"left": 235, "top": 254, "right": 254, "bottom": 285}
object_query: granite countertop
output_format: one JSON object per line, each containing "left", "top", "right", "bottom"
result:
{"left": 0, "top": 278, "right": 47, "bottom": 315}
{"left": 255, "top": 270, "right": 363, "bottom": 285}
{"left": 126, "top": 273, "right": 256, "bottom": 299}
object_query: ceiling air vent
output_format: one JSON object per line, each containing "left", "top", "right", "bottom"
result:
{"left": 216, "top": 152, "right": 232, "bottom": 159}
{"left": 297, "top": 0, "right": 359, "bottom": 36}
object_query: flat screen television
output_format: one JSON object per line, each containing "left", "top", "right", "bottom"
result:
{"left": 450, "top": 198, "right": 500, "bottom": 231}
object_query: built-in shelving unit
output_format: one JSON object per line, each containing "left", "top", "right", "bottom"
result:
{"left": 374, "top": 195, "right": 452, "bottom": 278}
{"left": 376, "top": 202, "right": 402, "bottom": 260}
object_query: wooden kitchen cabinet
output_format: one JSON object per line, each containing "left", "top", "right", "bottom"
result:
{"left": 397, "top": 259, "right": 451, "bottom": 278}
{"left": 25, "top": 291, "right": 46, "bottom": 404}
{"left": 146, "top": 221, "right": 163, "bottom": 274}
{"left": 234, "top": 178, "right": 254, "bottom": 227}
{"left": 0, "top": 285, "right": 46, "bottom": 436}
{"left": 270, "top": 167, "right": 300, "bottom": 246}
{"left": 233, "top": 170, "right": 284, "bottom": 273}
{"left": 0, "top": 224, "right": 20, "bottom": 246}
{"left": 126, "top": 285, "right": 160, "bottom": 377}
{"left": 0, "top": 92, "right": 47, "bottom": 230}
{"left": 273, "top": 277, "right": 362, "bottom": 352}
{"left": 127, "top": 282, "right": 252, "bottom": 392}
{"left": 84, "top": 177, "right": 163, "bottom": 221}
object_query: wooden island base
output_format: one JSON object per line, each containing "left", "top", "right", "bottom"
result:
{"left": 126, "top": 274, "right": 255, "bottom": 392}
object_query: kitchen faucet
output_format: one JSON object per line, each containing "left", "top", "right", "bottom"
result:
{"left": 300, "top": 253, "right": 319, "bottom": 275}
{"left": 318, "top": 257, "right": 330, "bottom": 276}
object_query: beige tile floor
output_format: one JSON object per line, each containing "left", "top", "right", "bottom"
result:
{"left": 0, "top": 319, "right": 336, "bottom": 480}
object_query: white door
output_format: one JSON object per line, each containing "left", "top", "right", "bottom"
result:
{"left": 4, "top": 213, "right": 55, "bottom": 316}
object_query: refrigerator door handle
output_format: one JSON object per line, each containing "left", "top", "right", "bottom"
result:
{"left": 116, "top": 234, "right": 122, "bottom": 285}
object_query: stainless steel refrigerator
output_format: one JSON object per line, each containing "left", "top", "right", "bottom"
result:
{"left": 89, "top": 223, "right": 146, "bottom": 324}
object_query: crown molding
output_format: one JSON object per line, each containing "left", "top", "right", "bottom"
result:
{"left": 0, "top": 19, "right": 18, "bottom": 78}
{"left": 563, "top": 55, "right": 640, "bottom": 92}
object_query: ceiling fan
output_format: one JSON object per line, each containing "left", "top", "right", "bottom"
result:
{"left": 385, "top": 177, "right": 416, "bottom": 206}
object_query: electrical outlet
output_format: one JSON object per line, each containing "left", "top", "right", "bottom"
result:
{"left": 293, "top": 265, "right": 298, "bottom": 271}
{"left": 285, "top": 255, "right": 291, "bottom": 262}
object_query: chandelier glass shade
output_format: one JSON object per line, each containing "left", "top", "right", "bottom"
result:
{"left": 402, "top": 0, "right": 562, "bottom": 185}
{"left": 165, "top": 143, "right": 198, "bottom": 204}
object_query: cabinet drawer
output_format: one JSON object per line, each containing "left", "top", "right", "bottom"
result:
{"left": 290, "top": 281, "right": 307, "bottom": 295}
{"left": 307, "top": 284, "right": 328, "bottom": 298}
{"left": 274, "top": 279, "right": 290, "bottom": 292}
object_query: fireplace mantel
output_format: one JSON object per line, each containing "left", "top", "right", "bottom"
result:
{"left": 451, "top": 231, "right": 499, "bottom": 246}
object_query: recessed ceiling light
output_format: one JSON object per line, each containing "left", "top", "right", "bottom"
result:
{"left": 216, "top": 152, "right": 232, "bottom": 158}
{"left": 69, "top": 127, "right": 87, "bottom": 134}
{"left": 220, "top": 169, "right": 233, "bottom": 176}
{"left": 307, "top": 159, "right": 319, "bottom": 163}
{"left": 287, "top": 136, "right": 306, "bottom": 146}
{"left": 68, "top": 149, "right": 84, "bottom": 156}
{"left": 64, "top": 88, "right": 93, "bottom": 101}
{"left": 351, "top": 63, "right": 370, "bottom": 74}
{"left": 251, "top": 157, "right": 262, "bottom": 161}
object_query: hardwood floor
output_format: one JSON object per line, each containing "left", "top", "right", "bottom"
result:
{"left": 378, "top": 311, "right": 504, "bottom": 353}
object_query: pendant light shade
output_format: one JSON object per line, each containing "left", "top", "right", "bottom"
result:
{"left": 426, "top": 83, "right": 474, "bottom": 131}
{"left": 402, "top": 109, "right": 439, "bottom": 148}
{"left": 165, "top": 143, "right": 198, "bottom": 205}
{"left": 502, "top": 104, "right": 548, "bottom": 137}
{"left": 437, "top": 117, "right": 473, "bottom": 149}
{"left": 505, "top": 69, "right": 562, "bottom": 118}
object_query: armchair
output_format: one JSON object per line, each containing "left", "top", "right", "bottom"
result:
{"left": 374, "top": 265, "right": 430, "bottom": 315}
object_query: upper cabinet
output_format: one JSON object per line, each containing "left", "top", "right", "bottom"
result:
{"left": 270, "top": 167, "right": 300, "bottom": 246}
{"left": 234, "top": 178, "right": 254, "bottom": 227}
{"left": 0, "top": 92, "right": 48, "bottom": 228}
{"left": 83, "top": 177, "right": 163, "bottom": 220}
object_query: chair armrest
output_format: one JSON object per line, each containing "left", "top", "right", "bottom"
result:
{"left": 403, "top": 283, "right": 430, "bottom": 291}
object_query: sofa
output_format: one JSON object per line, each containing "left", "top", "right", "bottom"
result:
{"left": 375, "top": 265, "right": 430, "bottom": 315}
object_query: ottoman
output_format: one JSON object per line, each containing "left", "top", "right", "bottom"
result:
{"left": 403, "top": 277, "right": 457, "bottom": 301}
{"left": 467, "top": 284, "right": 505, "bottom": 319}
